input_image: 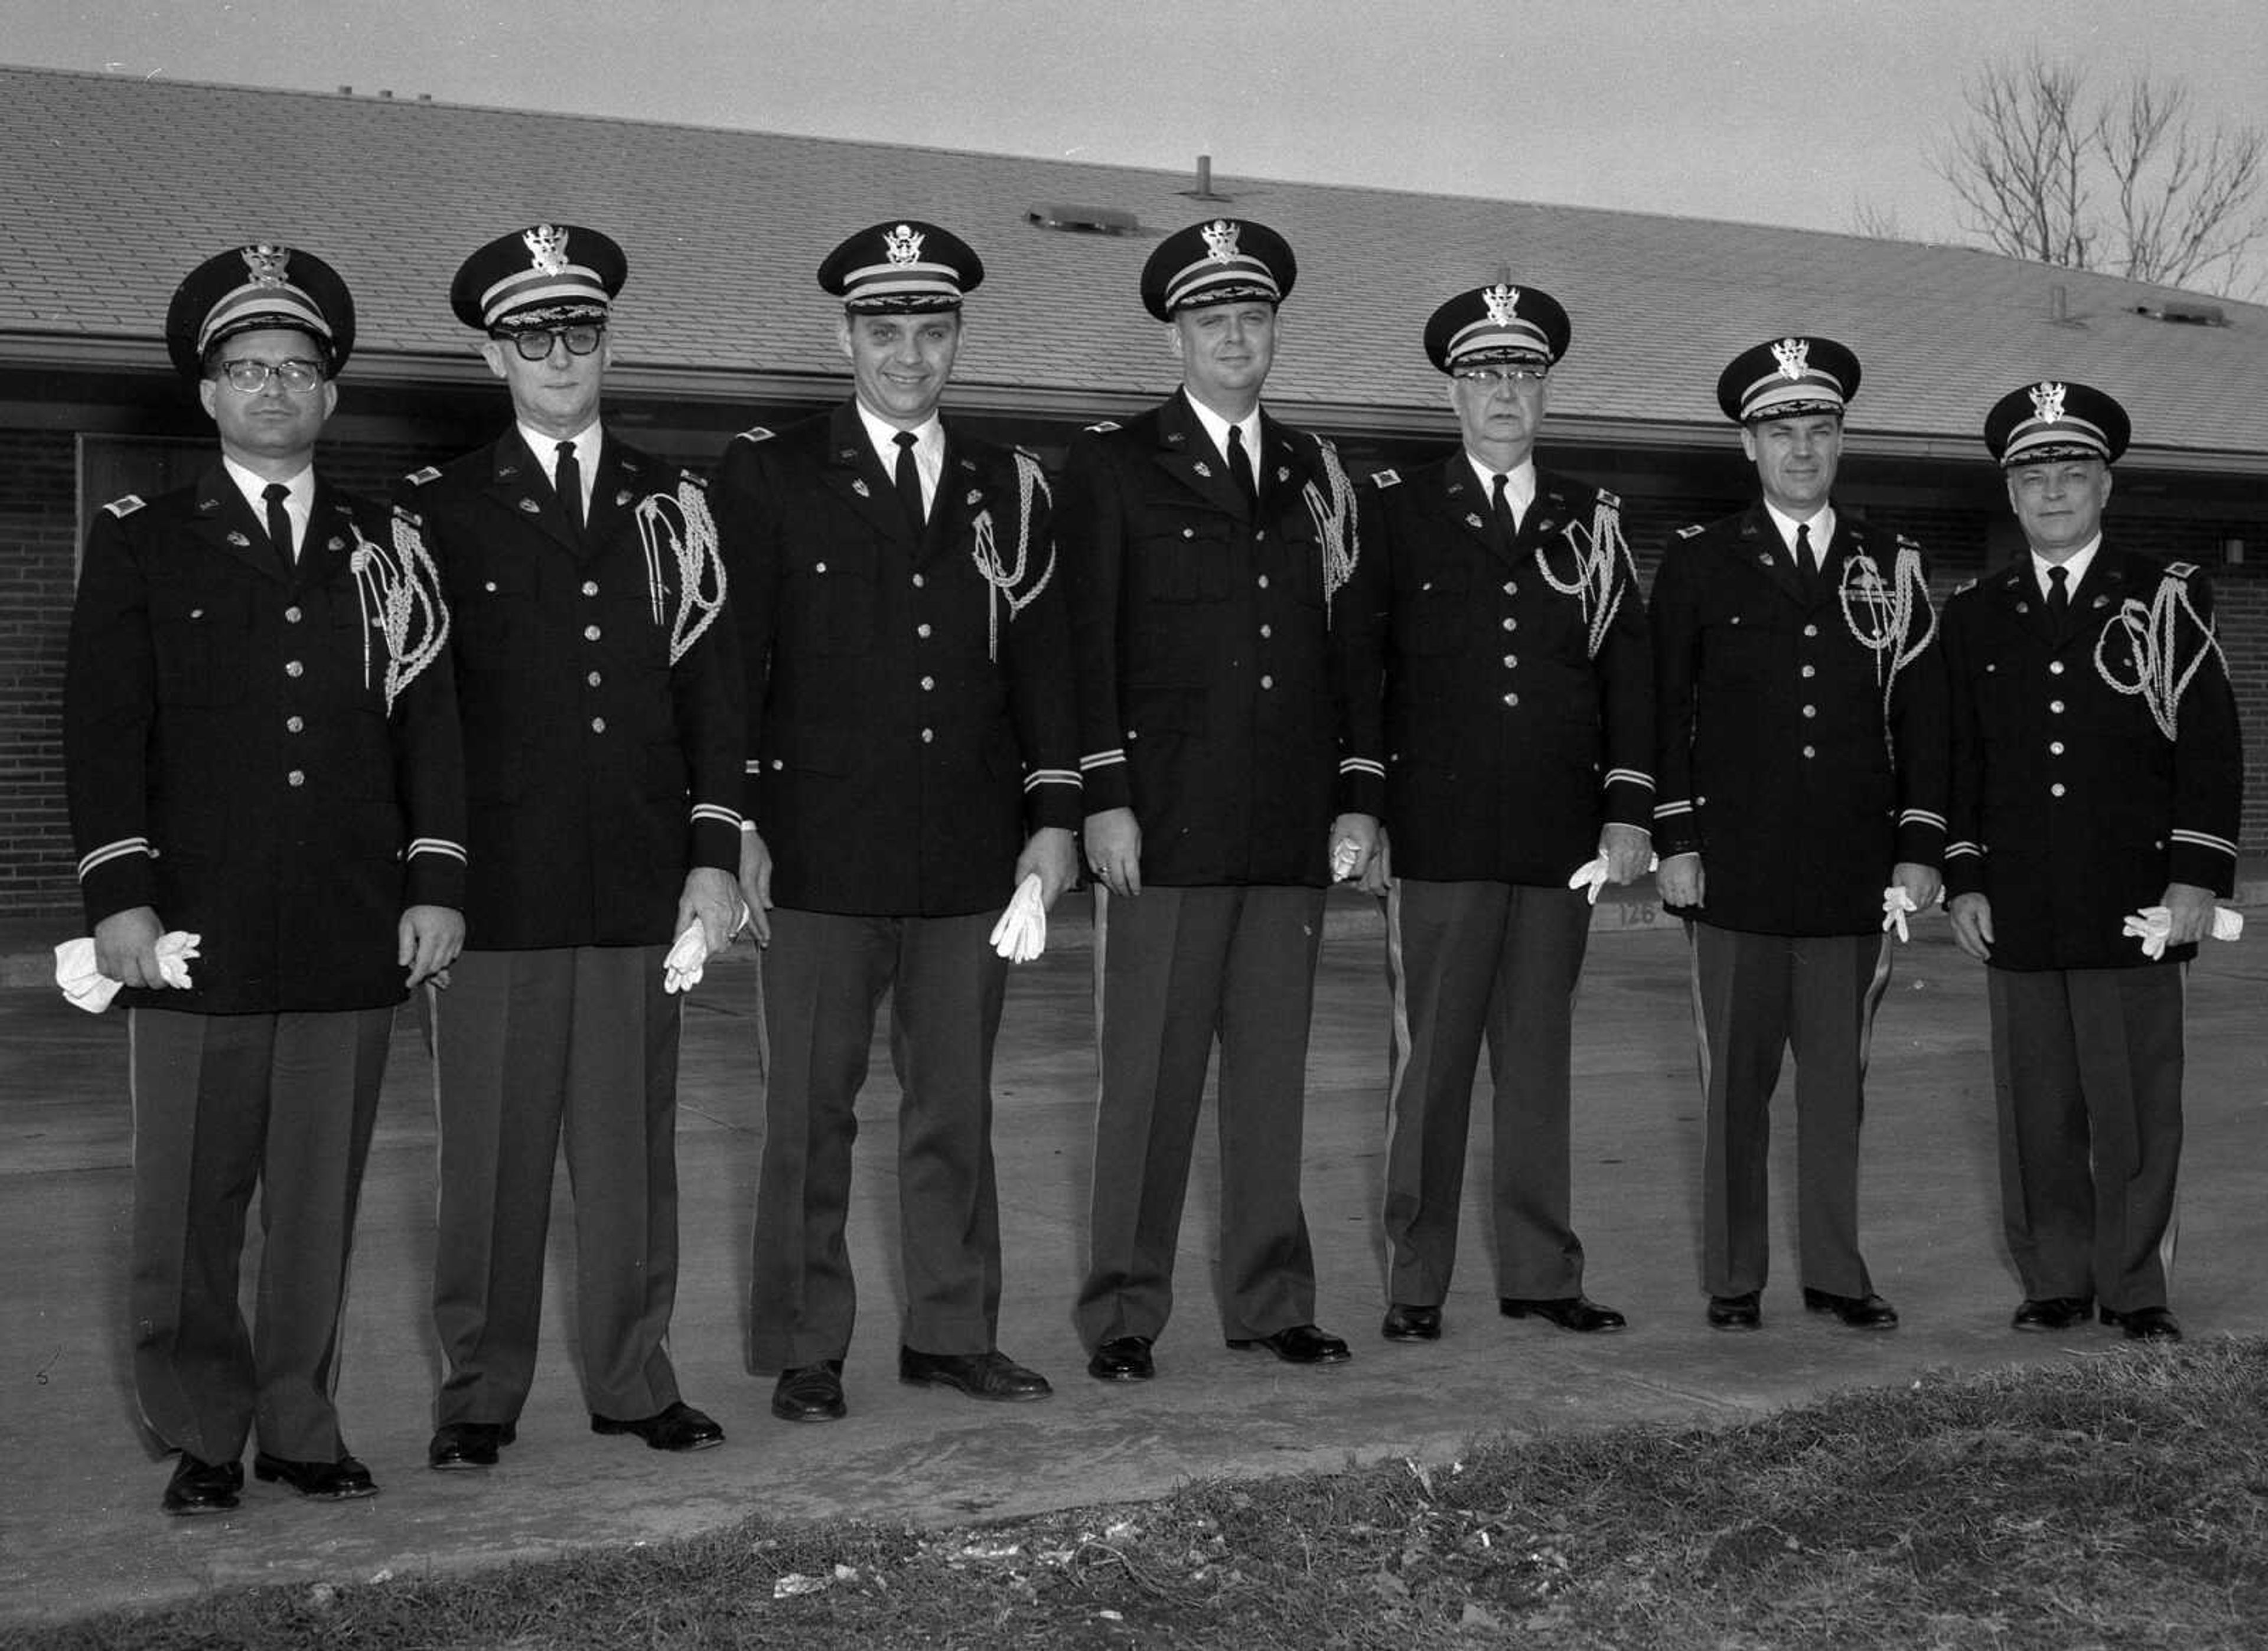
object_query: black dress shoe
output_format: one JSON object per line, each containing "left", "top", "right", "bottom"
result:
{"left": 161, "top": 1453, "right": 243, "bottom": 1516}
{"left": 771, "top": 1360, "right": 847, "bottom": 1422}
{"left": 1801, "top": 1287, "right": 1899, "bottom": 1330}
{"left": 2101, "top": 1304, "right": 2182, "bottom": 1342}
{"left": 428, "top": 1421, "right": 516, "bottom": 1470}
{"left": 1500, "top": 1295, "right": 1628, "bottom": 1333}
{"left": 253, "top": 1451, "right": 379, "bottom": 1500}
{"left": 1381, "top": 1303, "right": 1442, "bottom": 1342}
{"left": 1706, "top": 1291, "right": 1762, "bottom": 1331}
{"left": 2011, "top": 1296, "right": 2094, "bottom": 1332}
{"left": 1226, "top": 1323, "right": 1351, "bottom": 1365}
{"left": 899, "top": 1346, "right": 1053, "bottom": 1401}
{"left": 1087, "top": 1335, "right": 1155, "bottom": 1382}
{"left": 591, "top": 1399, "right": 725, "bottom": 1451}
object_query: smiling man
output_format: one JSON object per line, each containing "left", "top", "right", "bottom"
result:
{"left": 1339, "top": 282, "right": 1652, "bottom": 1346}
{"left": 1650, "top": 335, "right": 1946, "bottom": 1334}
{"left": 66, "top": 245, "right": 463, "bottom": 1514}
{"left": 1942, "top": 381, "right": 2241, "bottom": 1343}
{"left": 716, "top": 221, "right": 1078, "bottom": 1424}
{"left": 406, "top": 223, "right": 744, "bottom": 1469}
{"left": 1064, "top": 218, "right": 1382, "bottom": 1382}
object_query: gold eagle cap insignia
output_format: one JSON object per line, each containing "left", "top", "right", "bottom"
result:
{"left": 1200, "top": 220, "right": 1241, "bottom": 263}
{"left": 1482, "top": 284, "right": 1521, "bottom": 327}
{"left": 240, "top": 244, "right": 292, "bottom": 287}
{"left": 1770, "top": 337, "right": 1809, "bottom": 381}
{"left": 2030, "top": 381, "right": 2068, "bottom": 423}
{"left": 884, "top": 224, "right": 924, "bottom": 265}
{"left": 523, "top": 224, "right": 571, "bottom": 276}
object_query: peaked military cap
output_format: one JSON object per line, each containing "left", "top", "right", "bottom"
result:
{"left": 1140, "top": 218, "right": 1296, "bottom": 321}
{"left": 1716, "top": 335, "right": 1861, "bottom": 423}
{"left": 164, "top": 243, "right": 355, "bottom": 381}
{"left": 1424, "top": 282, "right": 1570, "bottom": 373}
{"left": 1984, "top": 379, "right": 2130, "bottom": 466}
{"left": 817, "top": 220, "right": 984, "bottom": 313}
{"left": 450, "top": 223, "right": 627, "bottom": 332}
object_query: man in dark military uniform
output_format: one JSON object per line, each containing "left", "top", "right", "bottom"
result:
{"left": 408, "top": 224, "right": 743, "bottom": 1468}
{"left": 1651, "top": 335, "right": 1946, "bottom": 1333}
{"left": 1341, "top": 282, "right": 1651, "bottom": 1346}
{"left": 1944, "top": 381, "right": 2242, "bottom": 1343}
{"left": 1065, "top": 218, "right": 1383, "bottom": 1382}
{"left": 66, "top": 245, "right": 464, "bottom": 1514}
{"left": 716, "top": 221, "right": 1077, "bottom": 1423}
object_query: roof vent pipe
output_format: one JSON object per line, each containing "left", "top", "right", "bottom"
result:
{"left": 2050, "top": 283, "right": 2068, "bottom": 321}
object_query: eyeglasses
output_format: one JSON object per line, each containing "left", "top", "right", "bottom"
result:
{"left": 1454, "top": 365, "right": 1549, "bottom": 388}
{"left": 497, "top": 325, "right": 605, "bottom": 361}
{"left": 219, "top": 358, "right": 325, "bottom": 393}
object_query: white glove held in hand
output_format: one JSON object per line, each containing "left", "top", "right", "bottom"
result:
{"left": 1881, "top": 886, "right": 1920, "bottom": 944}
{"left": 989, "top": 873, "right": 1047, "bottom": 963}
{"left": 54, "top": 931, "right": 200, "bottom": 1013}
{"left": 2123, "top": 905, "right": 2243, "bottom": 960}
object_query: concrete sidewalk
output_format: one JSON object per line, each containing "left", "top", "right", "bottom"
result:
{"left": 2, "top": 894, "right": 2264, "bottom": 1627}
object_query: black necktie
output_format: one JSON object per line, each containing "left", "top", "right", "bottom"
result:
{"left": 1226, "top": 424, "right": 1259, "bottom": 510}
{"left": 2047, "top": 563, "right": 2070, "bottom": 624}
{"left": 893, "top": 430, "right": 925, "bottom": 533}
{"left": 1795, "top": 521, "right": 1819, "bottom": 598}
{"left": 554, "top": 441, "right": 584, "bottom": 534}
{"left": 262, "top": 481, "right": 294, "bottom": 573}
{"left": 1491, "top": 472, "right": 1518, "bottom": 543}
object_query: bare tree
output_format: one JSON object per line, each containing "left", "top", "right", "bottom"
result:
{"left": 1931, "top": 52, "right": 2266, "bottom": 296}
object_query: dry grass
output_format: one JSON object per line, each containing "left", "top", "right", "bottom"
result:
{"left": 16, "top": 1339, "right": 2268, "bottom": 1649}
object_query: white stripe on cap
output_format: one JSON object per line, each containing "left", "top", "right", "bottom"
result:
{"left": 2000, "top": 417, "right": 2111, "bottom": 464}
{"left": 480, "top": 265, "right": 608, "bottom": 328}
{"left": 1737, "top": 371, "right": 1847, "bottom": 420}
{"left": 197, "top": 283, "right": 332, "bottom": 354}
{"left": 1163, "top": 256, "right": 1279, "bottom": 312}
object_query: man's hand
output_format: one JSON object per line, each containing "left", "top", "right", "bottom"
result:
{"left": 1601, "top": 823, "right": 1652, "bottom": 885}
{"left": 1016, "top": 826, "right": 1079, "bottom": 911}
{"left": 1657, "top": 851, "right": 1705, "bottom": 909}
{"left": 1358, "top": 827, "right": 1394, "bottom": 896}
{"left": 678, "top": 866, "right": 742, "bottom": 955}
{"left": 2161, "top": 881, "right": 2215, "bottom": 948}
{"left": 737, "top": 828, "right": 775, "bottom": 946}
{"left": 1948, "top": 892, "right": 1994, "bottom": 962}
{"left": 1085, "top": 807, "right": 1142, "bottom": 898}
{"left": 399, "top": 904, "right": 466, "bottom": 989}
{"left": 1892, "top": 861, "right": 1942, "bottom": 914}
{"left": 93, "top": 905, "right": 165, "bottom": 989}
{"left": 1329, "top": 812, "right": 1380, "bottom": 883}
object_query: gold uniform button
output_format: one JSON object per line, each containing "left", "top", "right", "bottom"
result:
{"left": 1802, "top": 704, "right": 1817, "bottom": 719}
{"left": 917, "top": 624, "right": 932, "bottom": 638}
{"left": 591, "top": 717, "right": 607, "bottom": 733}
{"left": 2049, "top": 699, "right": 2065, "bottom": 714}
{"left": 1260, "top": 674, "right": 1274, "bottom": 689}
{"left": 284, "top": 660, "right": 304, "bottom": 678}
{"left": 1503, "top": 654, "right": 1516, "bottom": 669}
{"left": 482, "top": 580, "right": 497, "bottom": 593}
{"left": 1502, "top": 691, "right": 1520, "bottom": 708}
{"left": 286, "top": 769, "right": 305, "bottom": 788}
{"left": 1254, "top": 529, "right": 1267, "bottom": 543}
{"left": 1801, "top": 745, "right": 1817, "bottom": 759}
{"left": 285, "top": 716, "right": 304, "bottom": 734}
{"left": 1501, "top": 616, "right": 1516, "bottom": 632}
{"left": 921, "top": 676, "right": 936, "bottom": 691}
{"left": 1256, "top": 574, "right": 1270, "bottom": 589}
{"left": 284, "top": 606, "right": 302, "bottom": 624}
{"left": 1501, "top": 581, "right": 1516, "bottom": 596}
{"left": 921, "top": 728, "right": 935, "bottom": 743}
{"left": 2051, "top": 782, "right": 2067, "bottom": 798}
{"left": 2049, "top": 740, "right": 2065, "bottom": 756}
{"left": 912, "top": 573, "right": 926, "bottom": 588}
{"left": 586, "top": 670, "right": 602, "bottom": 687}
{"left": 2049, "top": 660, "right": 2066, "bottom": 675}
{"left": 1800, "top": 664, "right": 1816, "bottom": 679}
{"left": 1259, "top": 624, "right": 1272, "bottom": 639}
{"left": 582, "top": 580, "right": 599, "bottom": 598}
{"left": 584, "top": 624, "right": 601, "bottom": 642}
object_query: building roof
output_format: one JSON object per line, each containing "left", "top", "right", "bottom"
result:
{"left": 5, "top": 63, "right": 2265, "bottom": 467}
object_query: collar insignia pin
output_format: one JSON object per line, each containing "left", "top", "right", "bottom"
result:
{"left": 884, "top": 223, "right": 925, "bottom": 265}
{"left": 519, "top": 498, "right": 541, "bottom": 513}
{"left": 852, "top": 478, "right": 871, "bottom": 497}
{"left": 327, "top": 536, "right": 345, "bottom": 551}
{"left": 1193, "top": 461, "right": 1212, "bottom": 478}
{"left": 1466, "top": 513, "right": 1485, "bottom": 530}
{"left": 614, "top": 490, "right": 633, "bottom": 506}
{"left": 1770, "top": 337, "right": 1810, "bottom": 380}
{"left": 226, "top": 530, "right": 250, "bottom": 546}
{"left": 523, "top": 224, "right": 571, "bottom": 276}
{"left": 1276, "top": 465, "right": 1291, "bottom": 482}
{"left": 967, "top": 489, "right": 983, "bottom": 506}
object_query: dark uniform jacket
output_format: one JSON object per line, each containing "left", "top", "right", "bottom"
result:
{"left": 1651, "top": 503, "right": 1948, "bottom": 935}
{"left": 712, "top": 403, "right": 1080, "bottom": 918}
{"left": 1347, "top": 456, "right": 1653, "bottom": 885}
{"left": 1941, "top": 545, "right": 2242, "bottom": 971}
{"left": 65, "top": 470, "right": 465, "bottom": 1013}
{"left": 1063, "top": 390, "right": 1384, "bottom": 888}
{"left": 404, "top": 430, "right": 742, "bottom": 950}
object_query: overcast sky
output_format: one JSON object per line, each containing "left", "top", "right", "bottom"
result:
{"left": 8, "top": 0, "right": 2266, "bottom": 253}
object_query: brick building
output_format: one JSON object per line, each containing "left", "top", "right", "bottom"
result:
{"left": 3, "top": 64, "right": 2261, "bottom": 919}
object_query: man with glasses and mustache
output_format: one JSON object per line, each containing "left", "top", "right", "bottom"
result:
{"left": 1651, "top": 335, "right": 1947, "bottom": 1335}
{"left": 66, "top": 245, "right": 464, "bottom": 1513}
{"left": 1338, "top": 282, "right": 1651, "bottom": 1348}
{"left": 405, "top": 223, "right": 744, "bottom": 1470}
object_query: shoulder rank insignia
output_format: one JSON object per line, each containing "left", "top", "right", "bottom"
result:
{"left": 735, "top": 426, "right": 775, "bottom": 445}
{"left": 406, "top": 466, "right": 442, "bottom": 487}
{"left": 1085, "top": 419, "right": 1122, "bottom": 435}
{"left": 2166, "top": 560, "right": 2198, "bottom": 580}
{"left": 1370, "top": 469, "right": 1402, "bottom": 489}
{"left": 1596, "top": 487, "right": 1621, "bottom": 508}
{"left": 1677, "top": 523, "right": 1705, "bottom": 539}
{"left": 102, "top": 494, "right": 146, "bottom": 518}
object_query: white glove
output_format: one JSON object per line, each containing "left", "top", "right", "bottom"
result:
{"left": 2122, "top": 905, "right": 2243, "bottom": 960}
{"left": 988, "top": 873, "right": 1047, "bottom": 964}
{"left": 662, "top": 923, "right": 710, "bottom": 994}
{"left": 54, "top": 931, "right": 200, "bottom": 1013}
{"left": 1566, "top": 851, "right": 1660, "bottom": 906}
{"left": 1329, "top": 837, "right": 1364, "bottom": 882}
{"left": 1881, "top": 886, "right": 1920, "bottom": 944}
